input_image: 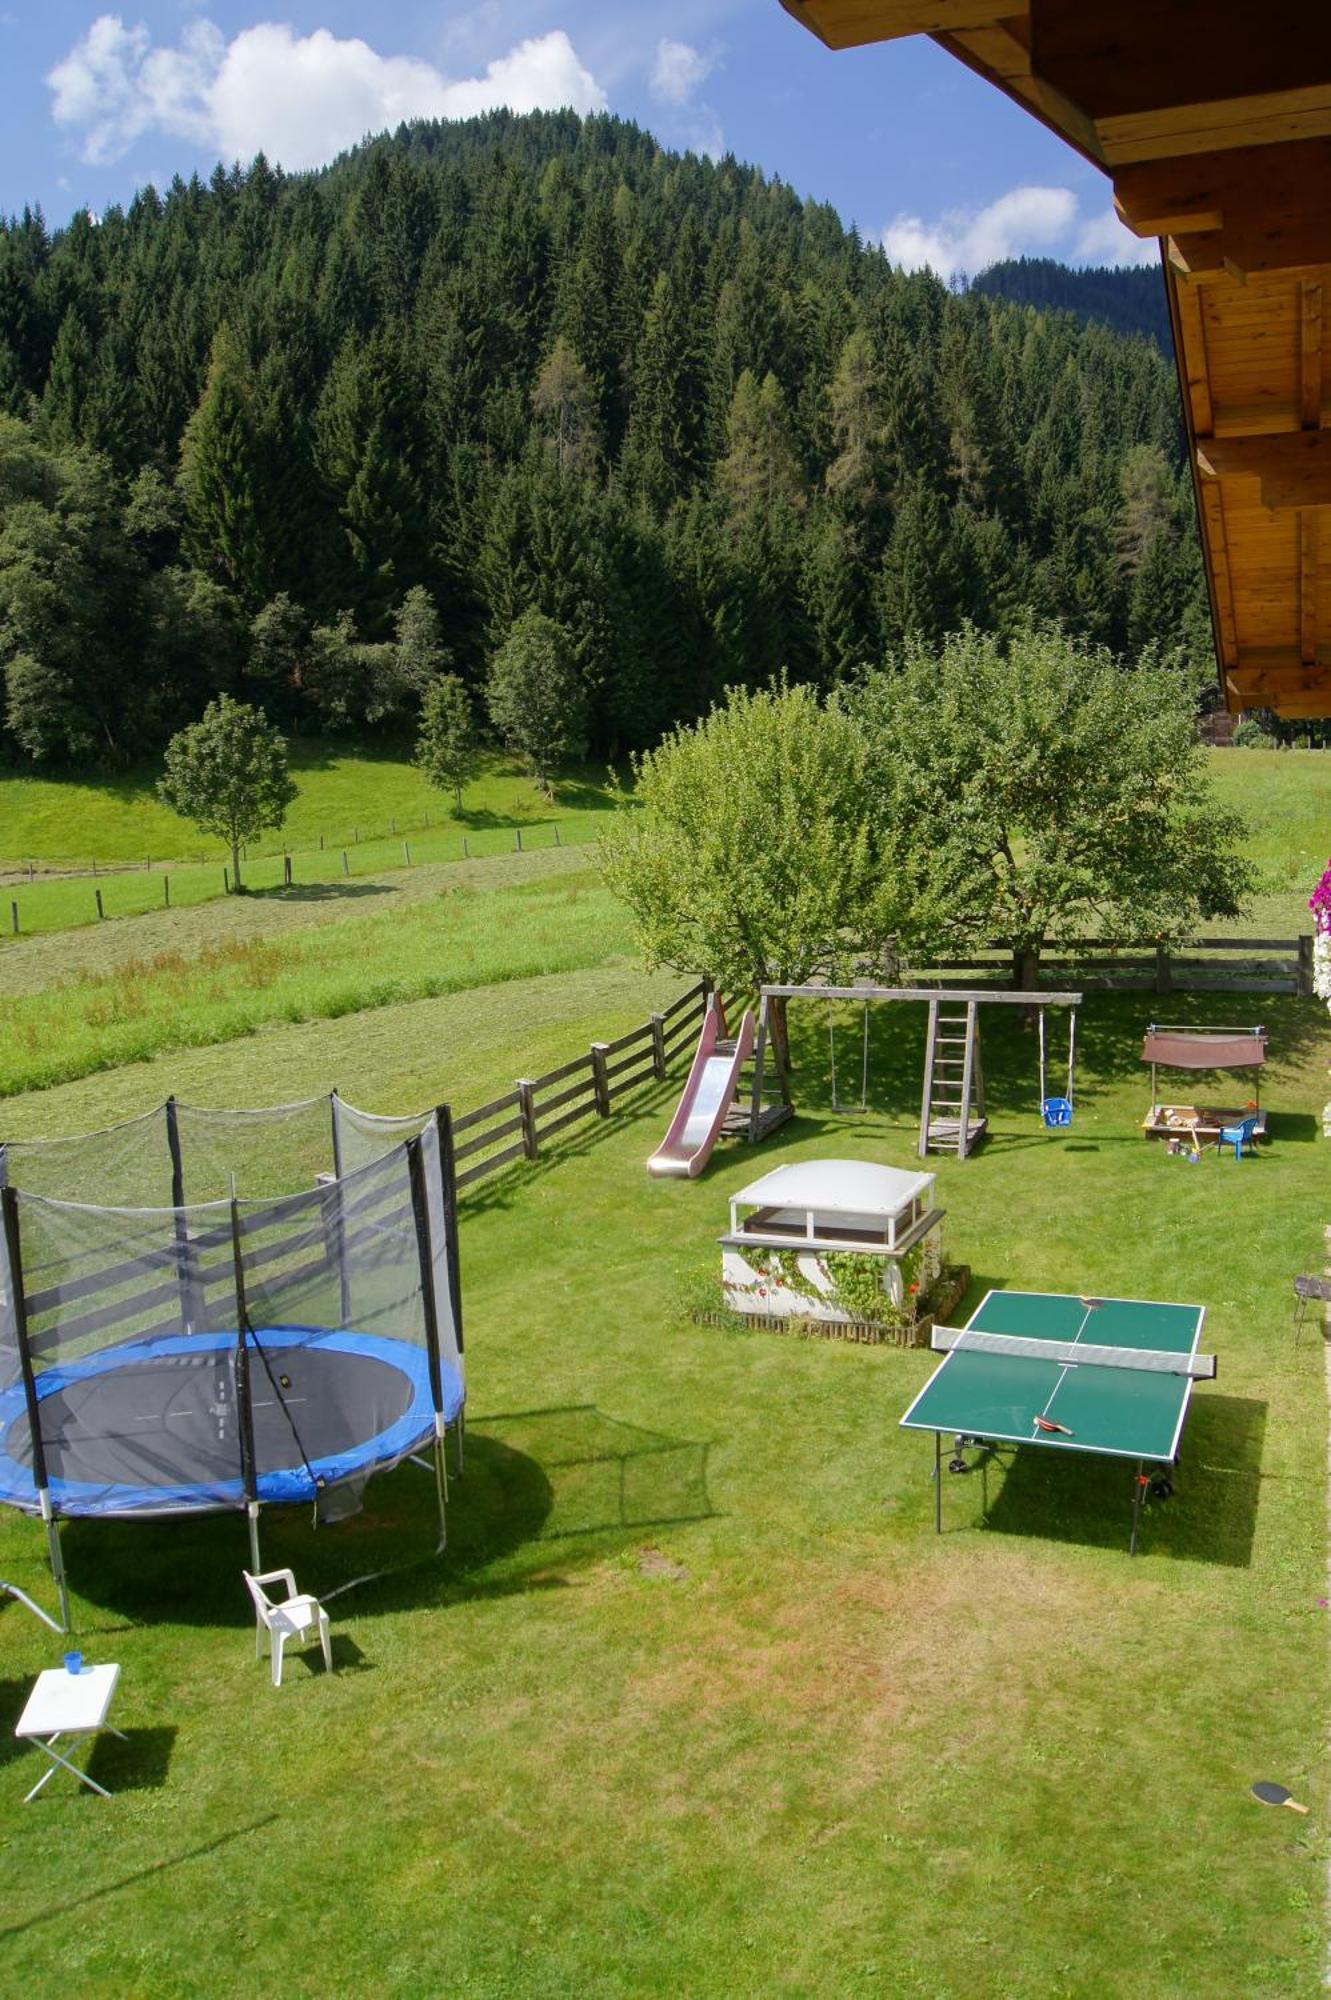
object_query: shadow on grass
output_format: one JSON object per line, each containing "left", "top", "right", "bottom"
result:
{"left": 957, "top": 1392, "right": 1266, "bottom": 1566}
{"left": 86, "top": 1723, "right": 177, "bottom": 1793}
{"left": 0, "top": 1812, "right": 278, "bottom": 1939}
{"left": 251, "top": 881, "right": 393, "bottom": 904}
{"left": 57, "top": 1406, "right": 713, "bottom": 1627}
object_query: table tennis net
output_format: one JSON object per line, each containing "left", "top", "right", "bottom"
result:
{"left": 931, "top": 1326, "right": 1216, "bottom": 1379}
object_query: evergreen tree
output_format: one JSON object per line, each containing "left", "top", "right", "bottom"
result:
{"left": 179, "top": 323, "right": 267, "bottom": 604}
{"left": 718, "top": 371, "right": 805, "bottom": 517}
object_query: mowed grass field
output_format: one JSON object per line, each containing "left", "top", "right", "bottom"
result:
{"left": 0, "top": 748, "right": 1326, "bottom": 1994}
{"left": 0, "top": 995, "right": 1325, "bottom": 1996}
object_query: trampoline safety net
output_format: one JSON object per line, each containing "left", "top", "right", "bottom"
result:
{"left": 0, "top": 1103, "right": 462, "bottom": 1523}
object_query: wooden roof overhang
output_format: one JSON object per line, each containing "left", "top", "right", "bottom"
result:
{"left": 780, "top": 3, "right": 1331, "bottom": 717}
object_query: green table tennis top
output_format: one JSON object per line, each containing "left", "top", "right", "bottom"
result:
{"left": 899, "top": 1289, "right": 1206, "bottom": 1464}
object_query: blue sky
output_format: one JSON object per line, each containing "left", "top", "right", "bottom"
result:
{"left": 5, "top": 1, "right": 1154, "bottom": 276}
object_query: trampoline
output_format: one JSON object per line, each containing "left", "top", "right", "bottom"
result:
{"left": 0, "top": 1327, "right": 464, "bottom": 1516}
{"left": 0, "top": 1093, "right": 465, "bottom": 1631}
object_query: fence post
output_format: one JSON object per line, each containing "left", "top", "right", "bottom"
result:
{"left": 515, "top": 828, "right": 522, "bottom": 852}
{"left": 1153, "top": 941, "right": 1171, "bottom": 995}
{"left": 342, "top": 851, "right": 349, "bottom": 877}
{"left": 403, "top": 841, "right": 411, "bottom": 867}
{"left": 591, "top": 1043, "right": 611, "bottom": 1118}
{"left": 223, "top": 866, "right": 230, "bottom": 894}
{"left": 283, "top": 854, "right": 292, "bottom": 887}
{"left": 554, "top": 824, "right": 561, "bottom": 846}
{"left": 516, "top": 1080, "right": 538, "bottom": 1159}
{"left": 95, "top": 888, "right": 104, "bottom": 920}
{"left": 164, "top": 876, "right": 170, "bottom": 908}
{"left": 10, "top": 901, "right": 17, "bottom": 935}
{"left": 463, "top": 837, "right": 469, "bottom": 859}
{"left": 1298, "top": 932, "right": 1314, "bottom": 998}
{"left": 650, "top": 1013, "right": 667, "bottom": 1081}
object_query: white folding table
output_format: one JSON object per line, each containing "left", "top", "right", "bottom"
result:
{"left": 15, "top": 1664, "right": 123, "bottom": 1801}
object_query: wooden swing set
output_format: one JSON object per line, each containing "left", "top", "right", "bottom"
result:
{"left": 741, "top": 983, "right": 1083, "bottom": 1160}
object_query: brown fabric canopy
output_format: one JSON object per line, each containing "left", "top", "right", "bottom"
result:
{"left": 1141, "top": 1031, "right": 1266, "bottom": 1071}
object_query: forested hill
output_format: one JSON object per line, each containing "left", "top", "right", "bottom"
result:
{"left": 0, "top": 109, "right": 1205, "bottom": 771}
{"left": 971, "top": 258, "right": 1173, "bottom": 351}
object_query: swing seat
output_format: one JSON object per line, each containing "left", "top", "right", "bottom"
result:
{"left": 1041, "top": 1095, "right": 1073, "bottom": 1128}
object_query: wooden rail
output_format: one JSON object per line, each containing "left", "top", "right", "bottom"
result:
{"left": 451, "top": 979, "right": 711, "bottom": 1195}
{"left": 902, "top": 936, "right": 1314, "bottom": 998}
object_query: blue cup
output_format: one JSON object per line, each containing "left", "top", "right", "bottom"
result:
{"left": 63, "top": 1650, "right": 82, "bottom": 1675}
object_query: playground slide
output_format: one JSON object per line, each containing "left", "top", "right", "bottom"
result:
{"left": 648, "top": 1002, "right": 756, "bottom": 1178}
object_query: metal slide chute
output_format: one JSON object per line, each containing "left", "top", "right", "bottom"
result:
{"left": 648, "top": 1001, "right": 756, "bottom": 1178}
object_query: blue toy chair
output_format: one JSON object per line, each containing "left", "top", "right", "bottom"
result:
{"left": 1216, "top": 1114, "right": 1259, "bottom": 1160}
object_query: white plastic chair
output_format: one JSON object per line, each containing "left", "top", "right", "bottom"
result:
{"left": 243, "top": 1570, "right": 333, "bottom": 1687}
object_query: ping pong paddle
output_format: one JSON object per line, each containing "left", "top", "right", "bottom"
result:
{"left": 1033, "top": 1416, "right": 1074, "bottom": 1436}
{"left": 1251, "top": 1781, "right": 1309, "bottom": 1814}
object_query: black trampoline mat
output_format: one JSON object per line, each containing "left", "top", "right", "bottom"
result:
{"left": 20, "top": 1344, "right": 416, "bottom": 1490}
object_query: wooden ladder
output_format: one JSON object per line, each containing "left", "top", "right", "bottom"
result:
{"left": 918, "top": 997, "right": 987, "bottom": 1159}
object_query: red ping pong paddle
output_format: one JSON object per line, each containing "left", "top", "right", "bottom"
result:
{"left": 1033, "top": 1416, "right": 1074, "bottom": 1436}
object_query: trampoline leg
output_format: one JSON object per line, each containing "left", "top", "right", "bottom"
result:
{"left": 432, "top": 1431, "right": 448, "bottom": 1554}
{"left": 934, "top": 1431, "right": 942, "bottom": 1534}
{"left": 454, "top": 1409, "right": 465, "bottom": 1477}
{"left": 247, "top": 1502, "right": 262, "bottom": 1576}
{"left": 41, "top": 1502, "right": 69, "bottom": 1635}
{"left": 1129, "top": 1462, "right": 1145, "bottom": 1557}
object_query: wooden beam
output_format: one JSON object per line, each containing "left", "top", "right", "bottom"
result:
{"left": 1226, "top": 655, "right": 1331, "bottom": 716}
{"left": 1197, "top": 431, "right": 1331, "bottom": 508}
{"left": 1172, "top": 281, "right": 1213, "bottom": 435}
{"left": 1100, "top": 85, "right": 1331, "bottom": 168}
{"left": 1301, "top": 512, "right": 1321, "bottom": 665}
{"left": 777, "top": 0, "right": 1012, "bottom": 49}
{"left": 1198, "top": 482, "right": 1239, "bottom": 667}
{"left": 1302, "top": 281, "right": 1324, "bottom": 429}
{"left": 1029, "top": 3, "right": 1331, "bottom": 122}
{"left": 939, "top": 23, "right": 1105, "bottom": 165}
{"left": 1116, "top": 140, "right": 1331, "bottom": 272}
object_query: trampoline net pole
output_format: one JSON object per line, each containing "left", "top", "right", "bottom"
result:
{"left": 247, "top": 1501, "right": 262, "bottom": 1576}
{"left": 2, "top": 1188, "right": 68, "bottom": 1628}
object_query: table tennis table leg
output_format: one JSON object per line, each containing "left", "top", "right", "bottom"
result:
{"left": 934, "top": 1431, "right": 941, "bottom": 1534}
{"left": 1129, "top": 1460, "right": 1146, "bottom": 1556}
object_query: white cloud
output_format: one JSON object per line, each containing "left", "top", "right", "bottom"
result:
{"left": 881, "top": 186, "right": 1079, "bottom": 279}
{"left": 1073, "top": 205, "right": 1160, "bottom": 268}
{"left": 649, "top": 38, "right": 713, "bottom": 107}
{"left": 47, "top": 16, "right": 607, "bottom": 172}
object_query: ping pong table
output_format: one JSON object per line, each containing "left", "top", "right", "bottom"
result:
{"left": 900, "top": 1289, "right": 1213, "bottom": 1554}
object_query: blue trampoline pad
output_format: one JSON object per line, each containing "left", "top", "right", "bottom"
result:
{"left": 0, "top": 1327, "right": 463, "bottom": 1517}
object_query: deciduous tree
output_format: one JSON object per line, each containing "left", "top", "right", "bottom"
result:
{"left": 158, "top": 694, "right": 297, "bottom": 890}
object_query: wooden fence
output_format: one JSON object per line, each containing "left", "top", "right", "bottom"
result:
{"left": 908, "top": 935, "right": 1314, "bottom": 998}
{"left": 451, "top": 978, "right": 711, "bottom": 1194}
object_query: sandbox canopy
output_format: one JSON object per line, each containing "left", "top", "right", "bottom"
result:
{"left": 1141, "top": 1027, "right": 1266, "bottom": 1071}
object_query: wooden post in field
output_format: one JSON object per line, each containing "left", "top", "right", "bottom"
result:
{"left": 515, "top": 829, "right": 522, "bottom": 852}
{"left": 591, "top": 1043, "right": 611, "bottom": 1118}
{"left": 650, "top": 1014, "right": 667, "bottom": 1081}
{"left": 1297, "top": 933, "right": 1314, "bottom": 997}
{"left": 164, "top": 876, "right": 170, "bottom": 907}
{"left": 223, "top": 866, "right": 230, "bottom": 894}
{"left": 516, "top": 1080, "right": 538, "bottom": 1159}
{"left": 463, "top": 837, "right": 469, "bottom": 859}
{"left": 10, "top": 902, "right": 18, "bottom": 935}
{"left": 342, "top": 851, "right": 349, "bottom": 876}
{"left": 320, "top": 833, "right": 325, "bottom": 851}
{"left": 283, "top": 854, "right": 292, "bottom": 887}
{"left": 403, "top": 841, "right": 411, "bottom": 867}
{"left": 554, "top": 824, "right": 561, "bottom": 846}
{"left": 1154, "top": 941, "right": 1171, "bottom": 994}
{"left": 95, "top": 889, "right": 104, "bottom": 920}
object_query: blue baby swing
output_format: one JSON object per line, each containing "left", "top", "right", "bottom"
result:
{"left": 1038, "top": 1005, "right": 1077, "bottom": 1128}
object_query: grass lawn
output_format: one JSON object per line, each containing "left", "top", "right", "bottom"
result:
{"left": 0, "top": 987, "right": 1325, "bottom": 1995}
{"left": 0, "top": 746, "right": 619, "bottom": 938}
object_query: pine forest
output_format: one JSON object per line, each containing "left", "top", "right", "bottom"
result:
{"left": 0, "top": 109, "right": 1206, "bottom": 770}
